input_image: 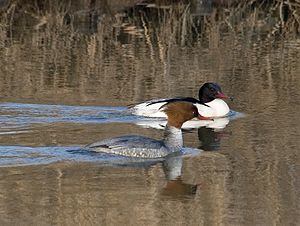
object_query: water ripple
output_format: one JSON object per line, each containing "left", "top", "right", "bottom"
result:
{"left": 0, "top": 145, "right": 201, "bottom": 167}
{"left": 0, "top": 102, "right": 136, "bottom": 126}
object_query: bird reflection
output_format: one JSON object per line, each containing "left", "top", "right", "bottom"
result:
{"left": 133, "top": 117, "right": 230, "bottom": 130}
{"left": 72, "top": 147, "right": 201, "bottom": 198}
{"left": 160, "top": 154, "right": 199, "bottom": 197}
{"left": 197, "top": 127, "right": 231, "bottom": 151}
{"left": 161, "top": 177, "right": 198, "bottom": 197}
{"left": 198, "top": 127, "right": 221, "bottom": 151}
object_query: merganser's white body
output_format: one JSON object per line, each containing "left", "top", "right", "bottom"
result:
{"left": 131, "top": 98, "right": 229, "bottom": 118}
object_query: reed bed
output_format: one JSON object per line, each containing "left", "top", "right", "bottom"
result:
{"left": 0, "top": 0, "right": 299, "bottom": 105}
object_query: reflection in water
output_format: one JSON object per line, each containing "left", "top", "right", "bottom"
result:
{"left": 0, "top": 0, "right": 299, "bottom": 225}
{"left": 162, "top": 154, "right": 199, "bottom": 198}
{"left": 161, "top": 177, "right": 198, "bottom": 198}
{"left": 0, "top": 151, "right": 229, "bottom": 225}
{"left": 134, "top": 116, "right": 230, "bottom": 130}
{"left": 198, "top": 127, "right": 223, "bottom": 151}
{"left": 0, "top": 102, "right": 128, "bottom": 126}
{"left": 0, "top": 144, "right": 200, "bottom": 198}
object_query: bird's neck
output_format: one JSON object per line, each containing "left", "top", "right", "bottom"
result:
{"left": 163, "top": 125, "right": 183, "bottom": 151}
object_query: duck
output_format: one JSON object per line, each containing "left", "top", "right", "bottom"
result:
{"left": 129, "top": 82, "right": 232, "bottom": 118}
{"left": 86, "top": 101, "right": 207, "bottom": 158}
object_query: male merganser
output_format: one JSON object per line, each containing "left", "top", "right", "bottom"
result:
{"left": 86, "top": 101, "right": 206, "bottom": 158}
{"left": 129, "top": 82, "right": 232, "bottom": 118}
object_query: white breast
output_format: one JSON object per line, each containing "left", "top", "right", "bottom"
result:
{"left": 195, "top": 99, "right": 229, "bottom": 118}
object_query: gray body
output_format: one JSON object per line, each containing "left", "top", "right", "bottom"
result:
{"left": 86, "top": 126, "right": 183, "bottom": 158}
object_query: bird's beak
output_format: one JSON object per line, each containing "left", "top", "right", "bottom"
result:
{"left": 216, "top": 91, "right": 232, "bottom": 101}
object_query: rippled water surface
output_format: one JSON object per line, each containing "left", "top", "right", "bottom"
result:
{"left": 0, "top": 1, "right": 299, "bottom": 225}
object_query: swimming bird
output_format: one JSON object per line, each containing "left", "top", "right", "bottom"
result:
{"left": 129, "top": 82, "right": 232, "bottom": 118}
{"left": 86, "top": 101, "right": 206, "bottom": 158}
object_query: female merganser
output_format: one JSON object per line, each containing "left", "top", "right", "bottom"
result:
{"left": 129, "top": 82, "right": 232, "bottom": 118}
{"left": 86, "top": 101, "right": 206, "bottom": 158}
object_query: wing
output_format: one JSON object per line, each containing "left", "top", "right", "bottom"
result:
{"left": 86, "top": 135, "right": 169, "bottom": 158}
{"left": 129, "top": 97, "right": 205, "bottom": 117}
{"left": 146, "top": 97, "right": 201, "bottom": 106}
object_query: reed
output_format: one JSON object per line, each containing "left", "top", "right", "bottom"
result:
{"left": 0, "top": 0, "right": 299, "bottom": 105}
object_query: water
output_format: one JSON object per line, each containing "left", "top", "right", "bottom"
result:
{"left": 0, "top": 1, "right": 299, "bottom": 225}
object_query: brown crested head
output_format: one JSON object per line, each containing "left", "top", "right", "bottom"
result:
{"left": 160, "top": 101, "right": 200, "bottom": 128}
